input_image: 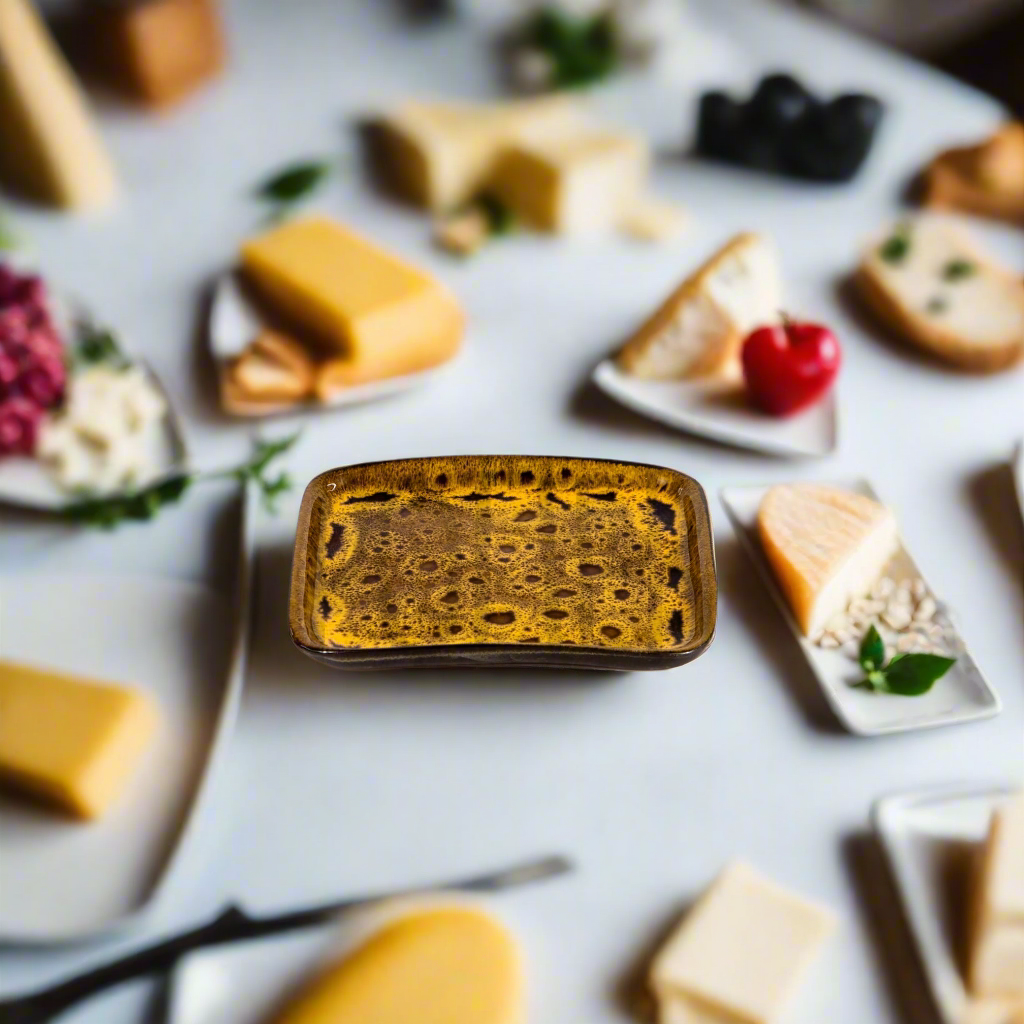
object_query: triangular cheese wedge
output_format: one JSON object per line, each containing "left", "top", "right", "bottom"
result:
{"left": 616, "top": 233, "right": 780, "bottom": 379}
{"left": 757, "top": 484, "right": 899, "bottom": 637}
{"left": 0, "top": 0, "right": 118, "bottom": 210}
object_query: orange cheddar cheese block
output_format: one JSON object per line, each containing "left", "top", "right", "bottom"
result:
{"left": 757, "top": 484, "right": 899, "bottom": 638}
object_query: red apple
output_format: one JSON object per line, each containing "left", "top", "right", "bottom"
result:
{"left": 741, "top": 319, "right": 841, "bottom": 416}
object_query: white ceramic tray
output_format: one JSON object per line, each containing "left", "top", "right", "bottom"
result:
{"left": 209, "top": 272, "right": 452, "bottom": 418}
{"left": 0, "top": 487, "right": 254, "bottom": 943}
{"left": 872, "top": 783, "right": 1021, "bottom": 1024}
{"left": 592, "top": 359, "right": 837, "bottom": 458}
{"left": 720, "top": 480, "right": 1000, "bottom": 735}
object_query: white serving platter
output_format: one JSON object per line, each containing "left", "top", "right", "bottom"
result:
{"left": 720, "top": 480, "right": 1001, "bottom": 735}
{"left": 209, "top": 272, "right": 451, "bottom": 418}
{"left": 0, "top": 487, "right": 254, "bottom": 943}
{"left": 872, "top": 783, "right": 1021, "bottom": 1024}
{"left": 592, "top": 359, "right": 837, "bottom": 458}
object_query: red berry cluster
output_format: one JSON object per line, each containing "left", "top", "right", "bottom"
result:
{"left": 0, "top": 264, "right": 66, "bottom": 456}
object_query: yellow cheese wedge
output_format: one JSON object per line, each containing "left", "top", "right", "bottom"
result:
{"left": 757, "top": 484, "right": 899, "bottom": 638}
{"left": 272, "top": 905, "right": 523, "bottom": 1024}
{"left": 372, "top": 95, "right": 580, "bottom": 212}
{"left": 0, "top": 0, "right": 118, "bottom": 210}
{"left": 489, "top": 130, "right": 648, "bottom": 235}
{"left": 650, "top": 862, "right": 836, "bottom": 1024}
{"left": 0, "top": 660, "right": 157, "bottom": 820}
{"left": 970, "top": 794, "right": 1024, "bottom": 999}
{"left": 240, "top": 217, "right": 463, "bottom": 387}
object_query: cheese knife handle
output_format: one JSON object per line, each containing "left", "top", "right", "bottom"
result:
{"left": 0, "top": 906, "right": 251, "bottom": 1024}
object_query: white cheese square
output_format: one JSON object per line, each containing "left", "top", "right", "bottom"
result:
{"left": 650, "top": 862, "right": 836, "bottom": 1024}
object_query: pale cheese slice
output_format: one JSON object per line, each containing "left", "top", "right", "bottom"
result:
{"left": 616, "top": 233, "right": 780, "bottom": 380}
{"left": 757, "top": 484, "right": 899, "bottom": 638}
{"left": 271, "top": 905, "right": 522, "bottom": 1024}
{"left": 0, "top": 0, "right": 118, "bottom": 210}
{"left": 962, "top": 1000, "right": 1024, "bottom": 1024}
{"left": 970, "top": 794, "right": 1024, "bottom": 999}
{"left": 650, "top": 861, "right": 836, "bottom": 1024}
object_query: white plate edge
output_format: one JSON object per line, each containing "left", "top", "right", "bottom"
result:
{"left": 719, "top": 479, "right": 1001, "bottom": 736}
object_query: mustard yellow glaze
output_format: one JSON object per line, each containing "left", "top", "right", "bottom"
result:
{"left": 302, "top": 457, "right": 709, "bottom": 653}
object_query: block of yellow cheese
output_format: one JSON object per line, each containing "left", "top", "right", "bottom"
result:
{"left": 272, "top": 905, "right": 523, "bottom": 1024}
{"left": 0, "top": 0, "right": 118, "bottom": 210}
{"left": 489, "top": 130, "right": 649, "bottom": 235}
{"left": 371, "top": 95, "right": 580, "bottom": 212}
{"left": 0, "top": 660, "right": 157, "bottom": 820}
{"left": 757, "top": 484, "right": 899, "bottom": 638}
{"left": 240, "top": 217, "right": 463, "bottom": 389}
{"left": 969, "top": 794, "right": 1024, "bottom": 1000}
{"left": 650, "top": 862, "right": 836, "bottom": 1024}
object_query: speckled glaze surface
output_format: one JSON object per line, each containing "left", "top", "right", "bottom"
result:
{"left": 290, "top": 456, "right": 717, "bottom": 670}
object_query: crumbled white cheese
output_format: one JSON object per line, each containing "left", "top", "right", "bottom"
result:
{"left": 37, "top": 365, "right": 167, "bottom": 494}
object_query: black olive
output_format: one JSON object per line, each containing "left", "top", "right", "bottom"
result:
{"left": 696, "top": 91, "right": 745, "bottom": 159}
{"left": 785, "top": 106, "right": 869, "bottom": 182}
{"left": 825, "top": 93, "right": 885, "bottom": 136}
{"left": 748, "top": 73, "right": 815, "bottom": 130}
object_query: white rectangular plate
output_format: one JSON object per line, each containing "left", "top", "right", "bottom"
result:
{"left": 872, "top": 783, "right": 1021, "bottom": 1024}
{"left": 209, "top": 272, "right": 452, "bottom": 418}
{"left": 0, "top": 486, "right": 254, "bottom": 943}
{"left": 592, "top": 359, "right": 837, "bottom": 458}
{"left": 720, "top": 480, "right": 1000, "bottom": 735}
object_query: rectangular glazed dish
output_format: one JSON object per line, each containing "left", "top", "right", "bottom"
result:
{"left": 289, "top": 456, "right": 717, "bottom": 670}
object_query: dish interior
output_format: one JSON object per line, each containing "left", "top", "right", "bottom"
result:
{"left": 296, "top": 456, "right": 714, "bottom": 655}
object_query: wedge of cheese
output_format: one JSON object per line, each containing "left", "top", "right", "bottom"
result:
{"left": 650, "top": 862, "right": 836, "bottom": 1024}
{"left": 757, "top": 484, "right": 899, "bottom": 638}
{"left": 272, "top": 906, "right": 522, "bottom": 1024}
{"left": 616, "top": 233, "right": 781, "bottom": 379}
{"left": 857, "top": 217, "right": 1024, "bottom": 373}
{"left": 489, "top": 130, "right": 648, "bottom": 235}
{"left": 0, "top": 660, "right": 157, "bottom": 820}
{"left": 969, "top": 794, "right": 1024, "bottom": 1000}
{"left": 240, "top": 217, "right": 463, "bottom": 387}
{"left": 370, "top": 95, "right": 580, "bottom": 212}
{"left": 0, "top": 0, "right": 118, "bottom": 210}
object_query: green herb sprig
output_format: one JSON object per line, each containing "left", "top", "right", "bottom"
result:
{"left": 879, "top": 225, "right": 911, "bottom": 265}
{"left": 62, "top": 433, "right": 300, "bottom": 529}
{"left": 75, "top": 326, "right": 130, "bottom": 369}
{"left": 854, "top": 624, "right": 955, "bottom": 696}
{"left": 942, "top": 259, "right": 975, "bottom": 281}
{"left": 256, "top": 161, "right": 333, "bottom": 220}
{"left": 523, "top": 7, "right": 618, "bottom": 89}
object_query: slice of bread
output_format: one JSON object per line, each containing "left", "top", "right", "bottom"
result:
{"left": 923, "top": 123, "right": 1024, "bottom": 226}
{"left": 856, "top": 217, "right": 1024, "bottom": 373}
{"left": 220, "top": 330, "right": 315, "bottom": 416}
{"left": 758, "top": 484, "right": 899, "bottom": 638}
{"left": 616, "top": 233, "right": 780, "bottom": 379}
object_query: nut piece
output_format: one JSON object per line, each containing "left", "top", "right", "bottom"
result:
{"left": 433, "top": 208, "right": 489, "bottom": 257}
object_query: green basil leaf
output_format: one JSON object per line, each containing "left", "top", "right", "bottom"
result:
{"left": 257, "top": 162, "right": 331, "bottom": 204}
{"left": 858, "top": 624, "right": 885, "bottom": 672}
{"left": 881, "top": 653, "right": 956, "bottom": 696}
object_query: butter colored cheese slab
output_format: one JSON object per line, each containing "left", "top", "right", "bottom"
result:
{"left": 272, "top": 906, "right": 522, "bottom": 1024}
{"left": 616, "top": 233, "right": 780, "bottom": 380}
{"left": 757, "top": 483, "right": 899, "bottom": 638}
{"left": 489, "top": 130, "right": 648, "bottom": 235}
{"left": 0, "top": 0, "right": 118, "bottom": 210}
{"left": 373, "top": 95, "right": 580, "bottom": 212}
{"left": 650, "top": 862, "right": 836, "bottom": 1024}
{"left": 970, "top": 794, "right": 1024, "bottom": 999}
{"left": 240, "top": 217, "right": 463, "bottom": 388}
{"left": 0, "top": 660, "right": 157, "bottom": 820}
{"left": 857, "top": 217, "right": 1024, "bottom": 372}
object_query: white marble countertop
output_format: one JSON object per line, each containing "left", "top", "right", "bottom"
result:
{"left": 1, "top": 1, "right": 1022, "bottom": 1020}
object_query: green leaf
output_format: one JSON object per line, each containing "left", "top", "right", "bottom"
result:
{"left": 858, "top": 624, "right": 885, "bottom": 672}
{"left": 879, "top": 232, "right": 910, "bottom": 264}
{"left": 76, "top": 327, "right": 128, "bottom": 369}
{"left": 881, "top": 652, "right": 956, "bottom": 696}
{"left": 942, "top": 259, "right": 975, "bottom": 281}
{"left": 525, "top": 6, "right": 618, "bottom": 89}
{"left": 256, "top": 162, "right": 332, "bottom": 205}
{"left": 207, "top": 432, "right": 301, "bottom": 511}
{"left": 475, "top": 193, "right": 517, "bottom": 237}
{"left": 62, "top": 474, "right": 193, "bottom": 529}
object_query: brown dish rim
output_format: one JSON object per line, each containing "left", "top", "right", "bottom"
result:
{"left": 289, "top": 455, "right": 717, "bottom": 671}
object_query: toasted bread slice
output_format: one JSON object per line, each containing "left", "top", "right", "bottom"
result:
{"left": 857, "top": 218, "right": 1024, "bottom": 373}
{"left": 220, "top": 330, "right": 315, "bottom": 416}
{"left": 922, "top": 123, "right": 1024, "bottom": 225}
{"left": 616, "top": 232, "right": 780, "bottom": 379}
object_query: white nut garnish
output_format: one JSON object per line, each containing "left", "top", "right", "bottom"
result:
{"left": 912, "top": 579, "right": 928, "bottom": 600}
{"left": 883, "top": 608, "right": 912, "bottom": 630}
{"left": 914, "top": 597, "right": 936, "bottom": 622}
{"left": 871, "top": 577, "right": 895, "bottom": 600}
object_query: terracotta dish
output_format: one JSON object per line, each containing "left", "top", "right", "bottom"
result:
{"left": 289, "top": 456, "right": 717, "bottom": 670}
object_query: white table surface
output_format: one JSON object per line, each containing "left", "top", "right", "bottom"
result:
{"left": 1, "top": 1, "right": 1022, "bottom": 1021}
